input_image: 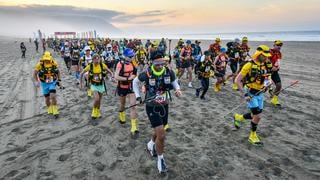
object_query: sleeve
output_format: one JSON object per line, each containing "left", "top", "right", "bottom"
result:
{"left": 138, "top": 71, "right": 148, "bottom": 82}
{"left": 239, "top": 62, "right": 251, "bottom": 77}
{"left": 53, "top": 61, "right": 59, "bottom": 68}
{"left": 133, "top": 65, "right": 138, "bottom": 75}
{"left": 83, "top": 65, "right": 90, "bottom": 72}
{"left": 102, "top": 63, "right": 108, "bottom": 70}
{"left": 116, "top": 62, "right": 122, "bottom": 72}
{"left": 34, "top": 63, "right": 41, "bottom": 71}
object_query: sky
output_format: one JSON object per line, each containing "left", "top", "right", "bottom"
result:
{"left": 0, "top": 0, "right": 319, "bottom": 38}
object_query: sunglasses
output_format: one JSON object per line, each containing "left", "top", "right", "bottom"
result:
{"left": 276, "top": 43, "right": 283, "bottom": 47}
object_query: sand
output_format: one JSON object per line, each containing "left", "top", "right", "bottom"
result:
{"left": 0, "top": 37, "right": 319, "bottom": 180}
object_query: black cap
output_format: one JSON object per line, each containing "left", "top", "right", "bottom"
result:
{"left": 150, "top": 50, "right": 164, "bottom": 61}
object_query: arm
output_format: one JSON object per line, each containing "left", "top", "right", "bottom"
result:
{"left": 132, "top": 77, "right": 142, "bottom": 98}
{"left": 235, "top": 73, "right": 245, "bottom": 96}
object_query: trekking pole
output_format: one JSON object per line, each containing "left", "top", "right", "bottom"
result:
{"left": 222, "top": 80, "right": 299, "bottom": 118}
{"left": 121, "top": 95, "right": 157, "bottom": 111}
{"left": 272, "top": 80, "right": 299, "bottom": 95}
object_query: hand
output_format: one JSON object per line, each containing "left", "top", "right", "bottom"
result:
{"left": 244, "top": 93, "right": 251, "bottom": 102}
{"left": 271, "top": 66, "right": 279, "bottom": 71}
{"left": 175, "top": 89, "right": 182, "bottom": 97}
{"left": 136, "top": 97, "right": 143, "bottom": 104}
{"left": 34, "top": 81, "right": 40, "bottom": 88}
{"left": 128, "top": 74, "right": 136, "bottom": 81}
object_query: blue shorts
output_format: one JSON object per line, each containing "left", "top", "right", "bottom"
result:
{"left": 90, "top": 84, "right": 105, "bottom": 93}
{"left": 245, "top": 88, "right": 264, "bottom": 110}
{"left": 40, "top": 81, "right": 57, "bottom": 96}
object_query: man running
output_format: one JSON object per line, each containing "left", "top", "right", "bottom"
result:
{"left": 233, "top": 45, "right": 273, "bottom": 146}
{"left": 269, "top": 40, "right": 283, "bottom": 106}
{"left": 33, "top": 52, "right": 61, "bottom": 116}
{"left": 195, "top": 51, "right": 214, "bottom": 99}
{"left": 213, "top": 48, "right": 229, "bottom": 92}
{"left": 132, "top": 50, "right": 181, "bottom": 173}
{"left": 178, "top": 40, "right": 193, "bottom": 87}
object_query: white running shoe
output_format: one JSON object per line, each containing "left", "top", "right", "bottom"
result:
{"left": 157, "top": 157, "right": 168, "bottom": 173}
{"left": 188, "top": 82, "right": 193, "bottom": 88}
{"left": 147, "top": 141, "right": 157, "bottom": 157}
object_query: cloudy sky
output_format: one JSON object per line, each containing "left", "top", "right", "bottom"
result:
{"left": 0, "top": 0, "right": 319, "bottom": 38}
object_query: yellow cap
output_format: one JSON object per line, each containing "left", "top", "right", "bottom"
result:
{"left": 242, "top": 37, "right": 248, "bottom": 42}
{"left": 153, "top": 40, "right": 159, "bottom": 47}
{"left": 215, "top": 38, "right": 221, "bottom": 42}
{"left": 274, "top": 40, "right": 283, "bottom": 46}
{"left": 251, "top": 45, "right": 271, "bottom": 59}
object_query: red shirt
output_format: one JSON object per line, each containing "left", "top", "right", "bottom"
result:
{"left": 270, "top": 48, "right": 282, "bottom": 67}
{"left": 209, "top": 43, "right": 220, "bottom": 54}
{"left": 180, "top": 47, "right": 192, "bottom": 58}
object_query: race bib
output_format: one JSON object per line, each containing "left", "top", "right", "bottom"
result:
{"left": 154, "top": 91, "right": 167, "bottom": 104}
{"left": 149, "top": 78, "right": 156, "bottom": 86}
{"left": 164, "top": 76, "right": 171, "bottom": 84}
{"left": 234, "top": 52, "right": 239, "bottom": 58}
{"left": 205, "top": 66, "right": 210, "bottom": 72}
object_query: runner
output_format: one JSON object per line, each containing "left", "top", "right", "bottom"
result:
{"left": 20, "top": 42, "right": 26, "bottom": 58}
{"left": 80, "top": 54, "right": 113, "bottom": 122}
{"left": 71, "top": 43, "right": 81, "bottom": 84}
{"left": 132, "top": 50, "right": 181, "bottom": 173}
{"left": 33, "top": 52, "right": 61, "bottom": 117}
{"left": 213, "top": 48, "right": 229, "bottom": 92}
{"left": 195, "top": 50, "right": 214, "bottom": 99}
{"left": 209, "top": 38, "right": 221, "bottom": 59}
{"left": 178, "top": 40, "right": 193, "bottom": 87}
{"left": 61, "top": 42, "right": 72, "bottom": 73}
{"left": 115, "top": 48, "right": 139, "bottom": 135}
{"left": 270, "top": 40, "right": 284, "bottom": 106}
{"left": 226, "top": 38, "right": 242, "bottom": 90}
{"left": 80, "top": 46, "right": 93, "bottom": 97}
{"left": 233, "top": 45, "right": 273, "bottom": 146}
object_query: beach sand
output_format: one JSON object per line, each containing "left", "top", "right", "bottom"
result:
{"left": 0, "top": 37, "right": 319, "bottom": 179}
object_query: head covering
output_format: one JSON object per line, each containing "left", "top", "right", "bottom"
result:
{"left": 41, "top": 52, "right": 52, "bottom": 61}
{"left": 215, "top": 38, "right": 221, "bottom": 42}
{"left": 274, "top": 40, "right": 283, "bottom": 46}
{"left": 195, "top": 40, "right": 201, "bottom": 44}
{"left": 186, "top": 40, "right": 191, "bottom": 44}
{"left": 251, "top": 45, "right": 271, "bottom": 59}
{"left": 84, "top": 46, "right": 91, "bottom": 51}
{"left": 242, "top": 37, "right": 248, "bottom": 42}
{"left": 123, "top": 48, "right": 135, "bottom": 58}
{"left": 234, "top": 38, "right": 240, "bottom": 44}
{"left": 153, "top": 40, "right": 159, "bottom": 47}
{"left": 150, "top": 50, "right": 165, "bottom": 65}
{"left": 220, "top": 47, "right": 227, "bottom": 53}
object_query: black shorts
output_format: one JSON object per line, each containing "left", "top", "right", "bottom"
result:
{"left": 271, "top": 71, "right": 281, "bottom": 84}
{"left": 71, "top": 60, "right": 79, "bottom": 66}
{"left": 181, "top": 60, "right": 191, "bottom": 68}
{"left": 117, "top": 87, "right": 133, "bottom": 97}
{"left": 146, "top": 104, "right": 168, "bottom": 128}
{"left": 230, "top": 60, "right": 238, "bottom": 73}
{"left": 215, "top": 69, "right": 226, "bottom": 77}
{"left": 106, "top": 61, "right": 115, "bottom": 70}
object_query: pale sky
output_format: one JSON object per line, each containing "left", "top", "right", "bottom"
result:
{"left": 0, "top": 0, "right": 319, "bottom": 38}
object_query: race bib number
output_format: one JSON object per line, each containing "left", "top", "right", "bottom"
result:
{"left": 234, "top": 52, "right": 239, "bottom": 58}
{"left": 205, "top": 66, "right": 210, "bottom": 72}
{"left": 149, "top": 78, "right": 156, "bottom": 86}
{"left": 164, "top": 76, "right": 171, "bottom": 84}
{"left": 154, "top": 91, "right": 167, "bottom": 104}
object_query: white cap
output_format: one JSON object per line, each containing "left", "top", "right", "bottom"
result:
{"left": 84, "top": 46, "right": 91, "bottom": 51}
